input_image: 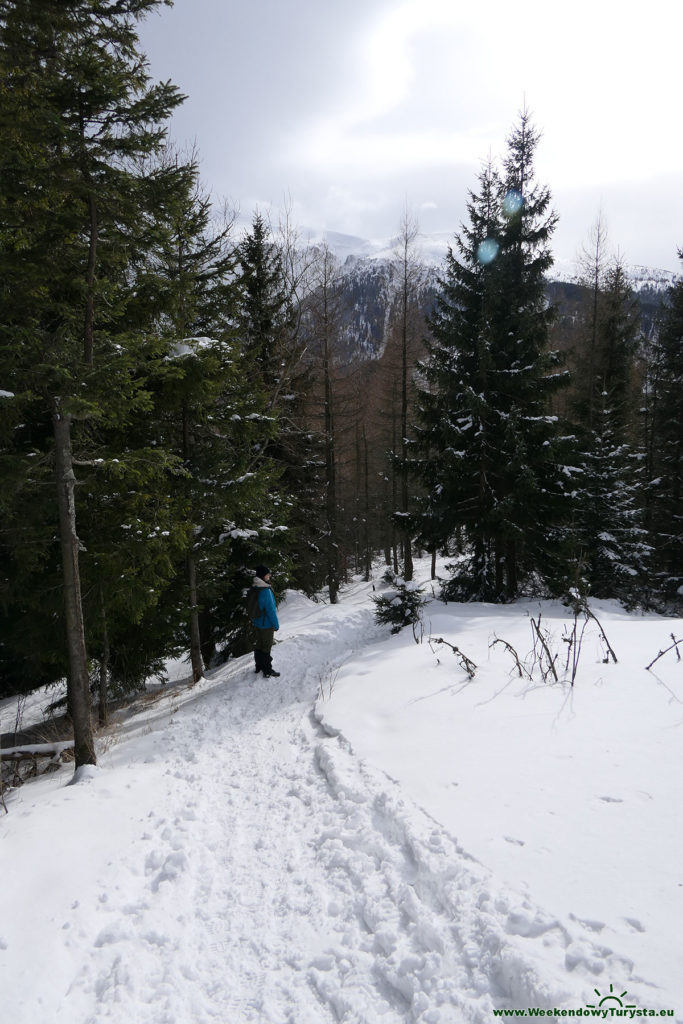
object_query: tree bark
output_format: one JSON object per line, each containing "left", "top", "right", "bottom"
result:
{"left": 181, "top": 399, "right": 205, "bottom": 684}
{"left": 362, "top": 425, "right": 371, "bottom": 582}
{"left": 52, "top": 401, "right": 96, "bottom": 767}
{"left": 317, "top": 252, "right": 340, "bottom": 604}
{"left": 505, "top": 538, "right": 518, "bottom": 599}
{"left": 391, "top": 383, "right": 399, "bottom": 575}
{"left": 98, "top": 585, "right": 110, "bottom": 727}
{"left": 324, "top": 325, "right": 339, "bottom": 604}
{"left": 186, "top": 551, "right": 204, "bottom": 684}
{"left": 400, "top": 229, "right": 413, "bottom": 581}
{"left": 84, "top": 193, "right": 98, "bottom": 365}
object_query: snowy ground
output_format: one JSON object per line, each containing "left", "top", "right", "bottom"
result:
{"left": 1, "top": 560, "right": 681, "bottom": 1023}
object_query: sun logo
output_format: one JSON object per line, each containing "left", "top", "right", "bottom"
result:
{"left": 585, "top": 984, "right": 636, "bottom": 1010}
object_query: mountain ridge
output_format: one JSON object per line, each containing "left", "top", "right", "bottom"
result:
{"left": 311, "top": 231, "right": 675, "bottom": 360}
{"left": 314, "top": 229, "right": 679, "bottom": 294}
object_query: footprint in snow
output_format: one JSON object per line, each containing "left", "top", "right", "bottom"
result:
{"left": 569, "top": 913, "right": 605, "bottom": 933}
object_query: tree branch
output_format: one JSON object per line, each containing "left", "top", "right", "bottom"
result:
{"left": 645, "top": 634, "right": 682, "bottom": 671}
{"left": 490, "top": 636, "right": 531, "bottom": 679}
{"left": 428, "top": 636, "right": 477, "bottom": 678}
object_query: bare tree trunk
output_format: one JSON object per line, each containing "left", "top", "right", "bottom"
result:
{"left": 52, "top": 401, "right": 96, "bottom": 768}
{"left": 98, "top": 585, "right": 110, "bottom": 727}
{"left": 505, "top": 538, "right": 518, "bottom": 600}
{"left": 495, "top": 538, "right": 504, "bottom": 596}
{"left": 391, "top": 395, "right": 399, "bottom": 576}
{"left": 78, "top": 94, "right": 98, "bottom": 368}
{"left": 84, "top": 193, "right": 98, "bottom": 366}
{"left": 398, "top": 209, "right": 416, "bottom": 581}
{"left": 362, "top": 425, "right": 371, "bottom": 581}
{"left": 186, "top": 551, "right": 204, "bottom": 684}
{"left": 324, "top": 325, "right": 339, "bottom": 603}
{"left": 310, "top": 246, "right": 342, "bottom": 603}
{"left": 578, "top": 215, "right": 609, "bottom": 432}
{"left": 181, "top": 400, "right": 205, "bottom": 684}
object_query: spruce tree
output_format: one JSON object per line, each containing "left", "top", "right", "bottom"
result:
{"left": 415, "top": 158, "right": 503, "bottom": 597}
{"left": 236, "top": 213, "right": 328, "bottom": 598}
{"left": 300, "top": 245, "right": 346, "bottom": 602}
{"left": 0, "top": 0, "right": 186, "bottom": 764}
{"left": 122, "top": 167, "right": 285, "bottom": 672}
{"left": 237, "top": 212, "right": 296, "bottom": 399}
{"left": 490, "top": 111, "right": 568, "bottom": 596}
{"left": 569, "top": 258, "right": 649, "bottom": 602}
{"left": 386, "top": 208, "right": 423, "bottom": 582}
{"left": 416, "top": 115, "right": 569, "bottom": 600}
{"left": 644, "top": 253, "right": 683, "bottom": 606}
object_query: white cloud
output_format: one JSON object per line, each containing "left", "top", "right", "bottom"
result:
{"left": 140, "top": 0, "right": 683, "bottom": 272}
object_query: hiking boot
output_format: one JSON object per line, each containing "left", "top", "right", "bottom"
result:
{"left": 263, "top": 669, "right": 280, "bottom": 678}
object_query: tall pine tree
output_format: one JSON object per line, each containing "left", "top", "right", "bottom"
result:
{"left": 416, "top": 114, "right": 570, "bottom": 600}
{"left": 568, "top": 257, "right": 649, "bottom": 602}
{"left": 0, "top": 0, "right": 187, "bottom": 764}
{"left": 644, "top": 252, "right": 683, "bottom": 606}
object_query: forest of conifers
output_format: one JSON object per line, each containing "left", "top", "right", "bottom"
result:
{"left": 1, "top": 2, "right": 681, "bottom": 766}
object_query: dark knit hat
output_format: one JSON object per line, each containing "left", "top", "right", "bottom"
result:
{"left": 254, "top": 565, "right": 271, "bottom": 580}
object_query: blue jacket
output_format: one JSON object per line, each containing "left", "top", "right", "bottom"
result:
{"left": 252, "top": 582, "right": 279, "bottom": 631}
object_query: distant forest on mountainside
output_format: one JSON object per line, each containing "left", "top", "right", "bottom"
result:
{"left": 1, "top": 1, "right": 681, "bottom": 770}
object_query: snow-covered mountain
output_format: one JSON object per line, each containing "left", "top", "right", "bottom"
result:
{"left": 321, "top": 230, "right": 680, "bottom": 292}
{"left": 319, "top": 230, "right": 452, "bottom": 272}
{"left": 314, "top": 232, "right": 677, "bottom": 360}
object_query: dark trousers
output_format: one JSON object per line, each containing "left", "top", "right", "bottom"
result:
{"left": 253, "top": 627, "right": 275, "bottom": 674}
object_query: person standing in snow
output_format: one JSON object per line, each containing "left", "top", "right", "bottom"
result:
{"left": 249, "top": 565, "right": 281, "bottom": 678}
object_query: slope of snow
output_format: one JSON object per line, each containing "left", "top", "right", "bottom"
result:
{"left": 1, "top": 563, "right": 681, "bottom": 1022}
{"left": 317, "top": 580, "right": 683, "bottom": 1017}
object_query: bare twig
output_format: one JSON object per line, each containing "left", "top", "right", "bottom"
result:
{"left": 530, "top": 614, "right": 559, "bottom": 682}
{"left": 13, "top": 693, "right": 26, "bottom": 744}
{"left": 563, "top": 623, "right": 574, "bottom": 675}
{"left": 645, "top": 634, "right": 682, "bottom": 672}
{"left": 490, "top": 636, "right": 531, "bottom": 679}
{"left": 583, "top": 607, "right": 618, "bottom": 664}
{"left": 428, "top": 637, "right": 476, "bottom": 679}
{"left": 569, "top": 614, "right": 589, "bottom": 688}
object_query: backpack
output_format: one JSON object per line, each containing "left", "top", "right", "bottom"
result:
{"left": 246, "top": 586, "right": 261, "bottom": 621}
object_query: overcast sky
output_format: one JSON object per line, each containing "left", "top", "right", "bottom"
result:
{"left": 139, "top": 0, "right": 683, "bottom": 274}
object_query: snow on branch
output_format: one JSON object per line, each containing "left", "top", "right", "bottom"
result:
{"left": 1, "top": 741, "right": 74, "bottom": 760}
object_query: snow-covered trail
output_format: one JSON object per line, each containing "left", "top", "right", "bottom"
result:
{"left": 1, "top": 586, "right": 664, "bottom": 1023}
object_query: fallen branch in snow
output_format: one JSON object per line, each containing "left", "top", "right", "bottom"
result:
{"left": 428, "top": 637, "right": 477, "bottom": 679}
{"left": 490, "top": 637, "right": 532, "bottom": 680}
{"left": 1, "top": 742, "right": 74, "bottom": 790}
{"left": 645, "top": 634, "right": 682, "bottom": 672}
{"left": 1, "top": 741, "right": 74, "bottom": 759}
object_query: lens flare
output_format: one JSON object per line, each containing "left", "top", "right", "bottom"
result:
{"left": 476, "top": 237, "right": 499, "bottom": 265}
{"left": 502, "top": 189, "right": 524, "bottom": 218}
